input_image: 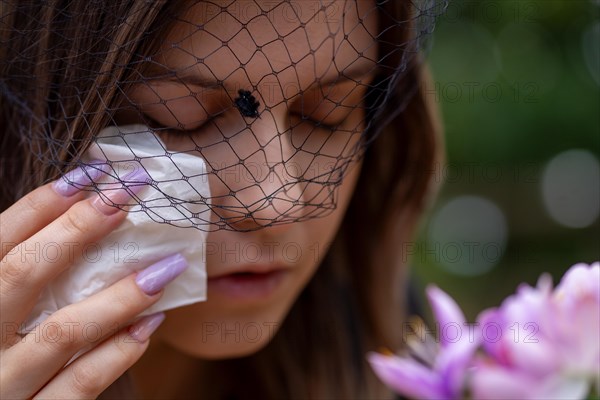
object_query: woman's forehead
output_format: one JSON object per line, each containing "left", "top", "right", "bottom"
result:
{"left": 148, "top": 0, "right": 378, "bottom": 98}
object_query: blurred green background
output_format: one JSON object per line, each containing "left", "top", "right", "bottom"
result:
{"left": 413, "top": 0, "right": 600, "bottom": 319}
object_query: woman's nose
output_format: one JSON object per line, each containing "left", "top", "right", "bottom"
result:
{"left": 207, "top": 104, "right": 305, "bottom": 231}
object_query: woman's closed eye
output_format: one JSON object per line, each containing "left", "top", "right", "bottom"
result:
{"left": 290, "top": 112, "right": 345, "bottom": 132}
{"left": 140, "top": 109, "right": 347, "bottom": 134}
{"left": 142, "top": 111, "right": 226, "bottom": 133}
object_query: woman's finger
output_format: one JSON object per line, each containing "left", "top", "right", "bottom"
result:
{"left": 0, "top": 171, "right": 149, "bottom": 329}
{"left": 0, "top": 163, "right": 107, "bottom": 259}
{"left": 32, "top": 313, "right": 165, "bottom": 400}
{"left": 1, "top": 254, "right": 186, "bottom": 399}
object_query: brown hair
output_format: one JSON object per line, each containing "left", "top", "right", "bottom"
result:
{"left": 1, "top": 1, "right": 442, "bottom": 398}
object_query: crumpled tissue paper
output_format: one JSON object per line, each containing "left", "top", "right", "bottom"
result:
{"left": 20, "top": 124, "right": 211, "bottom": 333}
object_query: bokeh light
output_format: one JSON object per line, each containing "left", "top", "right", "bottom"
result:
{"left": 427, "top": 195, "right": 508, "bottom": 276}
{"left": 542, "top": 149, "right": 600, "bottom": 228}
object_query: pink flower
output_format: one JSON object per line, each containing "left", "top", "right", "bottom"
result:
{"left": 368, "top": 263, "right": 600, "bottom": 400}
{"left": 367, "top": 286, "right": 478, "bottom": 399}
{"left": 367, "top": 262, "right": 599, "bottom": 399}
{"left": 471, "top": 262, "right": 600, "bottom": 399}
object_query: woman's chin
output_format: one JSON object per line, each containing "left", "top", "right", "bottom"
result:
{"left": 155, "top": 307, "right": 287, "bottom": 359}
{"left": 162, "top": 333, "right": 274, "bottom": 359}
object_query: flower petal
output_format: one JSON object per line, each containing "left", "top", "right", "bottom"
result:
{"left": 436, "top": 335, "right": 479, "bottom": 398}
{"left": 470, "top": 363, "right": 538, "bottom": 399}
{"left": 555, "top": 262, "right": 600, "bottom": 308}
{"left": 476, "top": 308, "right": 507, "bottom": 364}
{"left": 556, "top": 296, "right": 600, "bottom": 375}
{"left": 426, "top": 285, "right": 467, "bottom": 348}
{"left": 367, "top": 352, "right": 447, "bottom": 399}
{"left": 471, "top": 363, "right": 590, "bottom": 400}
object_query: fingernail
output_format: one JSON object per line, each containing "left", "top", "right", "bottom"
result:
{"left": 52, "top": 161, "right": 108, "bottom": 197}
{"left": 91, "top": 168, "right": 150, "bottom": 216}
{"left": 135, "top": 254, "right": 189, "bottom": 295}
{"left": 128, "top": 312, "right": 165, "bottom": 343}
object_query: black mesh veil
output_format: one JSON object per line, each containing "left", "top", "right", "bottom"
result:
{"left": 1, "top": 0, "right": 447, "bottom": 231}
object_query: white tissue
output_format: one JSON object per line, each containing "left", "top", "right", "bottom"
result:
{"left": 20, "top": 124, "right": 211, "bottom": 334}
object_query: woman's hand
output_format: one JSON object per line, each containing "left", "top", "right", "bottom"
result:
{"left": 0, "top": 165, "right": 186, "bottom": 399}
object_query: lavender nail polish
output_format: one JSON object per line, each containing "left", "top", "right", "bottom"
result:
{"left": 91, "top": 168, "right": 151, "bottom": 215}
{"left": 121, "top": 168, "right": 152, "bottom": 188}
{"left": 52, "top": 161, "right": 108, "bottom": 197}
{"left": 129, "top": 312, "right": 165, "bottom": 343}
{"left": 135, "top": 254, "right": 189, "bottom": 295}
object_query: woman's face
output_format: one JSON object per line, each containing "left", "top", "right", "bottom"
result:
{"left": 126, "top": 0, "right": 377, "bottom": 358}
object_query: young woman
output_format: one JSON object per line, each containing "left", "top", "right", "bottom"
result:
{"left": 0, "top": 1, "right": 443, "bottom": 398}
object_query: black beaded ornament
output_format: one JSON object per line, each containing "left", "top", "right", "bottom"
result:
{"left": 234, "top": 89, "right": 260, "bottom": 118}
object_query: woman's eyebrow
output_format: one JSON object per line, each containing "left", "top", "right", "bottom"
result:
{"left": 141, "top": 63, "right": 223, "bottom": 89}
{"left": 141, "top": 61, "right": 378, "bottom": 89}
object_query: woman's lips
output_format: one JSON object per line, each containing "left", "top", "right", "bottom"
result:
{"left": 207, "top": 269, "right": 288, "bottom": 301}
